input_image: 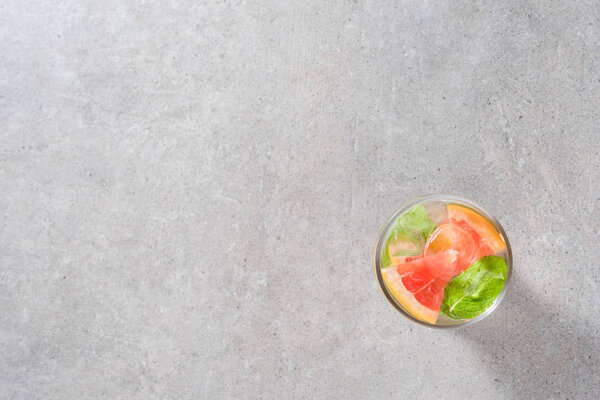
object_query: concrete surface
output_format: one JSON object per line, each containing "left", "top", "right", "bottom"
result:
{"left": 1, "top": 1, "right": 600, "bottom": 399}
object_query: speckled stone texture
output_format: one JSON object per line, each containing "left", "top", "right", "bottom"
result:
{"left": 1, "top": 1, "right": 599, "bottom": 399}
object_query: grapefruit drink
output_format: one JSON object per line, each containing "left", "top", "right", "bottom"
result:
{"left": 374, "top": 194, "right": 512, "bottom": 328}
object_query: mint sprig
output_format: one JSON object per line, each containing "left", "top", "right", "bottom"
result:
{"left": 441, "top": 256, "right": 507, "bottom": 319}
{"left": 381, "top": 204, "right": 437, "bottom": 268}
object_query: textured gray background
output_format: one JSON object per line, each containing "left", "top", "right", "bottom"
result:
{"left": 1, "top": 1, "right": 600, "bottom": 399}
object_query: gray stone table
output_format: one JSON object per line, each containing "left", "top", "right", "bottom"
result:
{"left": 2, "top": 1, "right": 599, "bottom": 399}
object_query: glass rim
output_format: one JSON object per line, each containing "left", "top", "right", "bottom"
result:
{"left": 374, "top": 193, "right": 513, "bottom": 329}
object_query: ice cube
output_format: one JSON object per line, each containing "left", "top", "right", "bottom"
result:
{"left": 424, "top": 200, "right": 448, "bottom": 225}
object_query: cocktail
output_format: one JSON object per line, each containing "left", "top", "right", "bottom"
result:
{"left": 374, "top": 194, "right": 512, "bottom": 328}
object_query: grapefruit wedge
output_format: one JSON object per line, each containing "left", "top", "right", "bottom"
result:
{"left": 381, "top": 250, "right": 458, "bottom": 324}
{"left": 424, "top": 222, "right": 477, "bottom": 273}
{"left": 424, "top": 219, "right": 494, "bottom": 274}
{"left": 447, "top": 204, "right": 506, "bottom": 253}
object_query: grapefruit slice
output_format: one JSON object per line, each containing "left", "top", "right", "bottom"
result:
{"left": 382, "top": 250, "right": 458, "bottom": 323}
{"left": 424, "top": 222, "right": 478, "bottom": 274}
{"left": 382, "top": 267, "right": 439, "bottom": 324}
{"left": 447, "top": 204, "right": 506, "bottom": 253}
{"left": 424, "top": 219, "right": 495, "bottom": 274}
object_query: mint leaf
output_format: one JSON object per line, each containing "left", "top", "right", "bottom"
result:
{"left": 381, "top": 204, "right": 437, "bottom": 268}
{"left": 441, "top": 256, "right": 507, "bottom": 319}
